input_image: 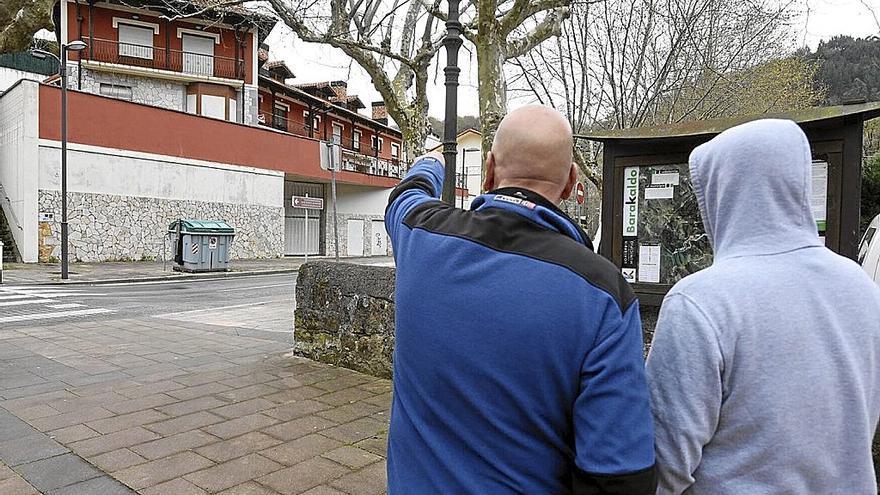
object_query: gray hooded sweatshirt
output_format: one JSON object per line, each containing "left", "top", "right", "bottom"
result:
{"left": 646, "top": 119, "right": 880, "bottom": 495}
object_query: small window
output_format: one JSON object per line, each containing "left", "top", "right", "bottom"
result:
{"left": 331, "top": 123, "right": 343, "bottom": 145}
{"left": 201, "top": 94, "right": 226, "bottom": 119}
{"left": 352, "top": 129, "right": 361, "bottom": 151}
{"left": 391, "top": 143, "right": 400, "bottom": 158}
{"left": 99, "top": 83, "right": 132, "bottom": 100}
{"left": 118, "top": 24, "right": 154, "bottom": 59}
{"left": 303, "top": 111, "right": 321, "bottom": 130}
{"left": 228, "top": 99, "right": 237, "bottom": 122}
{"left": 371, "top": 135, "right": 383, "bottom": 152}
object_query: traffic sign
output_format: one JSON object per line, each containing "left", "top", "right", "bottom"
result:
{"left": 292, "top": 196, "right": 325, "bottom": 210}
{"left": 576, "top": 182, "right": 586, "bottom": 205}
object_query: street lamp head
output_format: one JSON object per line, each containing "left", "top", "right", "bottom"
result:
{"left": 29, "top": 49, "right": 50, "bottom": 60}
{"left": 66, "top": 40, "right": 88, "bottom": 51}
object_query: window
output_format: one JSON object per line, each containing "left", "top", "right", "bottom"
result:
{"left": 201, "top": 94, "right": 226, "bottom": 119}
{"left": 228, "top": 99, "right": 237, "bottom": 122}
{"left": 331, "top": 123, "right": 343, "bottom": 145}
{"left": 371, "top": 135, "right": 383, "bottom": 152}
{"left": 390, "top": 143, "right": 400, "bottom": 158}
{"left": 303, "top": 111, "right": 321, "bottom": 131}
{"left": 352, "top": 129, "right": 361, "bottom": 151}
{"left": 118, "top": 23, "right": 154, "bottom": 59}
{"left": 99, "top": 83, "right": 132, "bottom": 100}
{"left": 274, "top": 103, "right": 289, "bottom": 131}
{"left": 182, "top": 34, "right": 215, "bottom": 77}
{"left": 186, "top": 94, "right": 197, "bottom": 114}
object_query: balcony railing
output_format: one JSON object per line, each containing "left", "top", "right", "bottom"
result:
{"left": 81, "top": 37, "right": 246, "bottom": 80}
{"left": 258, "top": 111, "right": 403, "bottom": 178}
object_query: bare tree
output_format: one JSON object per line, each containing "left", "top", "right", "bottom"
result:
{"left": 426, "top": 0, "right": 572, "bottom": 173}
{"left": 511, "top": 0, "right": 805, "bottom": 190}
{"left": 267, "top": 0, "right": 445, "bottom": 159}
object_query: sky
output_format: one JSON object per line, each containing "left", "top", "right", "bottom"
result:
{"left": 263, "top": 0, "right": 880, "bottom": 121}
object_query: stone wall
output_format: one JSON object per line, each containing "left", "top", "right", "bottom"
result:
{"left": 294, "top": 262, "right": 396, "bottom": 378}
{"left": 75, "top": 66, "right": 186, "bottom": 112}
{"left": 37, "top": 190, "right": 283, "bottom": 262}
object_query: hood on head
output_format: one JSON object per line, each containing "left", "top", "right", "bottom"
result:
{"left": 689, "top": 119, "right": 822, "bottom": 260}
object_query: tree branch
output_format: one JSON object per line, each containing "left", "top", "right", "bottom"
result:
{"left": 506, "top": 7, "right": 569, "bottom": 59}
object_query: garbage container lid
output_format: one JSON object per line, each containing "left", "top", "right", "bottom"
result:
{"left": 168, "top": 219, "right": 235, "bottom": 234}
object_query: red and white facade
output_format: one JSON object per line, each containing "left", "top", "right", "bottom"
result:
{"left": 0, "top": 0, "right": 409, "bottom": 263}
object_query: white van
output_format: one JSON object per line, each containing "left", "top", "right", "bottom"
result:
{"left": 858, "top": 214, "right": 880, "bottom": 284}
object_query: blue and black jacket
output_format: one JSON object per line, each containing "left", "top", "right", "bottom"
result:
{"left": 385, "top": 157, "right": 657, "bottom": 495}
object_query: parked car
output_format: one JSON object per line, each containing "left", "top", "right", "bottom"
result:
{"left": 859, "top": 214, "right": 880, "bottom": 284}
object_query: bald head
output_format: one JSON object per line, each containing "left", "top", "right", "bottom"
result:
{"left": 485, "top": 105, "right": 576, "bottom": 204}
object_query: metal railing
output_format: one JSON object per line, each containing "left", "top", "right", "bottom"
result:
{"left": 82, "top": 37, "right": 246, "bottom": 80}
{"left": 258, "top": 111, "right": 403, "bottom": 178}
{"left": 0, "top": 183, "right": 23, "bottom": 232}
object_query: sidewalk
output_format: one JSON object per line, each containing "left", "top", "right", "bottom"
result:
{"left": 0, "top": 256, "right": 395, "bottom": 285}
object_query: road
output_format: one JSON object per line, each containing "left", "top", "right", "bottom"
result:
{"left": 0, "top": 273, "right": 299, "bottom": 340}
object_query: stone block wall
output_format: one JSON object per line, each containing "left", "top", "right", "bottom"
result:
{"left": 37, "top": 190, "right": 283, "bottom": 262}
{"left": 74, "top": 66, "right": 186, "bottom": 112}
{"left": 294, "top": 262, "right": 396, "bottom": 378}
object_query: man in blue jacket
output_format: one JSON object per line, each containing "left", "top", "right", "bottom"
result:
{"left": 385, "top": 105, "right": 657, "bottom": 494}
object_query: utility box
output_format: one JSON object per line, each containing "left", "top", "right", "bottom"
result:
{"left": 580, "top": 102, "right": 880, "bottom": 306}
{"left": 168, "top": 219, "right": 235, "bottom": 273}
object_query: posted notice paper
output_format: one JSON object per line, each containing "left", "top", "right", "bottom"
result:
{"left": 638, "top": 245, "right": 661, "bottom": 283}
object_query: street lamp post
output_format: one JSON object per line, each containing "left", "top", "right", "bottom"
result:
{"left": 460, "top": 147, "right": 480, "bottom": 209}
{"left": 441, "top": 0, "right": 463, "bottom": 205}
{"left": 32, "top": 40, "right": 87, "bottom": 280}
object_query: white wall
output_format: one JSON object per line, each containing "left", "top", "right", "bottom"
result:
{"left": 334, "top": 183, "right": 392, "bottom": 215}
{"left": 37, "top": 143, "right": 284, "bottom": 207}
{"left": 0, "top": 81, "right": 40, "bottom": 262}
{"left": 0, "top": 69, "right": 45, "bottom": 93}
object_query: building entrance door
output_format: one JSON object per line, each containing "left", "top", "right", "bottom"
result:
{"left": 284, "top": 181, "right": 323, "bottom": 256}
{"left": 347, "top": 219, "right": 364, "bottom": 257}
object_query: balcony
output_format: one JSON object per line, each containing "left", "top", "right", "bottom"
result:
{"left": 258, "top": 111, "right": 403, "bottom": 179}
{"left": 81, "top": 37, "right": 246, "bottom": 80}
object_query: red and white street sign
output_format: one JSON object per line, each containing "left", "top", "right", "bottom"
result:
{"left": 575, "top": 182, "right": 586, "bottom": 205}
{"left": 292, "top": 196, "right": 325, "bottom": 210}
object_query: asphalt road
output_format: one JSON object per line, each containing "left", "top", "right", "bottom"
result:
{"left": 0, "top": 273, "right": 298, "bottom": 337}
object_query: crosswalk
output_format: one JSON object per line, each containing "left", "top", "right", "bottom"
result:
{"left": 0, "top": 286, "right": 114, "bottom": 325}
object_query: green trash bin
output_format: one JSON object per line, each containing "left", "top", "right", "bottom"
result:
{"left": 168, "top": 219, "right": 235, "bottom": 272}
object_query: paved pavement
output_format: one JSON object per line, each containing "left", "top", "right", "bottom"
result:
{"left": 0, "top": 274, "right": 391, "bottom": 494}
{"left": 1, "top": 256, "right": 394, "bottom": 285}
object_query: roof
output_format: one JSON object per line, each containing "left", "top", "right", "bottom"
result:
{"left": 577, "top": 102, "right": 880, "bottom": 142}
{"left": 457, "top": 128, "right": 481, "bottom": 139}
{"left": 293, "top": 82, "right": 336, "bottom": 99}
{"left": 264, "top": 61, "right": 294, "bottom": 79}
{"left": 259, "top": 75, "right": 401, "bottom": 136}
{"left": 338, "top": 95, "right": 365, "bottom": 110}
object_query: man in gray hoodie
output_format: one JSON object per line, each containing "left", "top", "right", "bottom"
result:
{"left": 646, "top": 118, "right": 880, "bottom": 494}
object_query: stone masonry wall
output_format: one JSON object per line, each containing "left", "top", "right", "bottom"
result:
{"left": 74, "top": 66, "right": 186, "bottom": 112}
{"left": 294, "top": 262, "right": 396, "bottom": 378}
{"left": 38, "top": 190, "right": 283, "bottom": 262}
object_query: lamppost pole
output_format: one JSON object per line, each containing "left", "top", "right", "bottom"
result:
{"left": 441, "top": 0, "right": 463, "bottom": 205}
{"left": 60, "top": 47, "right": 69, "bottom": 280}
{"left": 32, "top": 40, "right": 87, "bottom": 280}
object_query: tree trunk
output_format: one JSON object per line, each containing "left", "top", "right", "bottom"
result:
{"left": 401, "top": 118, "right": 427, "bottom": 166}
{"left": 476, "top": 26, "right": 507, "bottom": 186}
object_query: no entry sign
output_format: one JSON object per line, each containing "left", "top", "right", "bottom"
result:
{"left": 292, "top": 196, "right": 325, "bottom": 210}
{"left": 576, "top": 182, "right": 586, "bottom": 205}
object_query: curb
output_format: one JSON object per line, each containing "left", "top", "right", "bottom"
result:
{"left": 2, "top": 267, "right": 302, "bottom": 286}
